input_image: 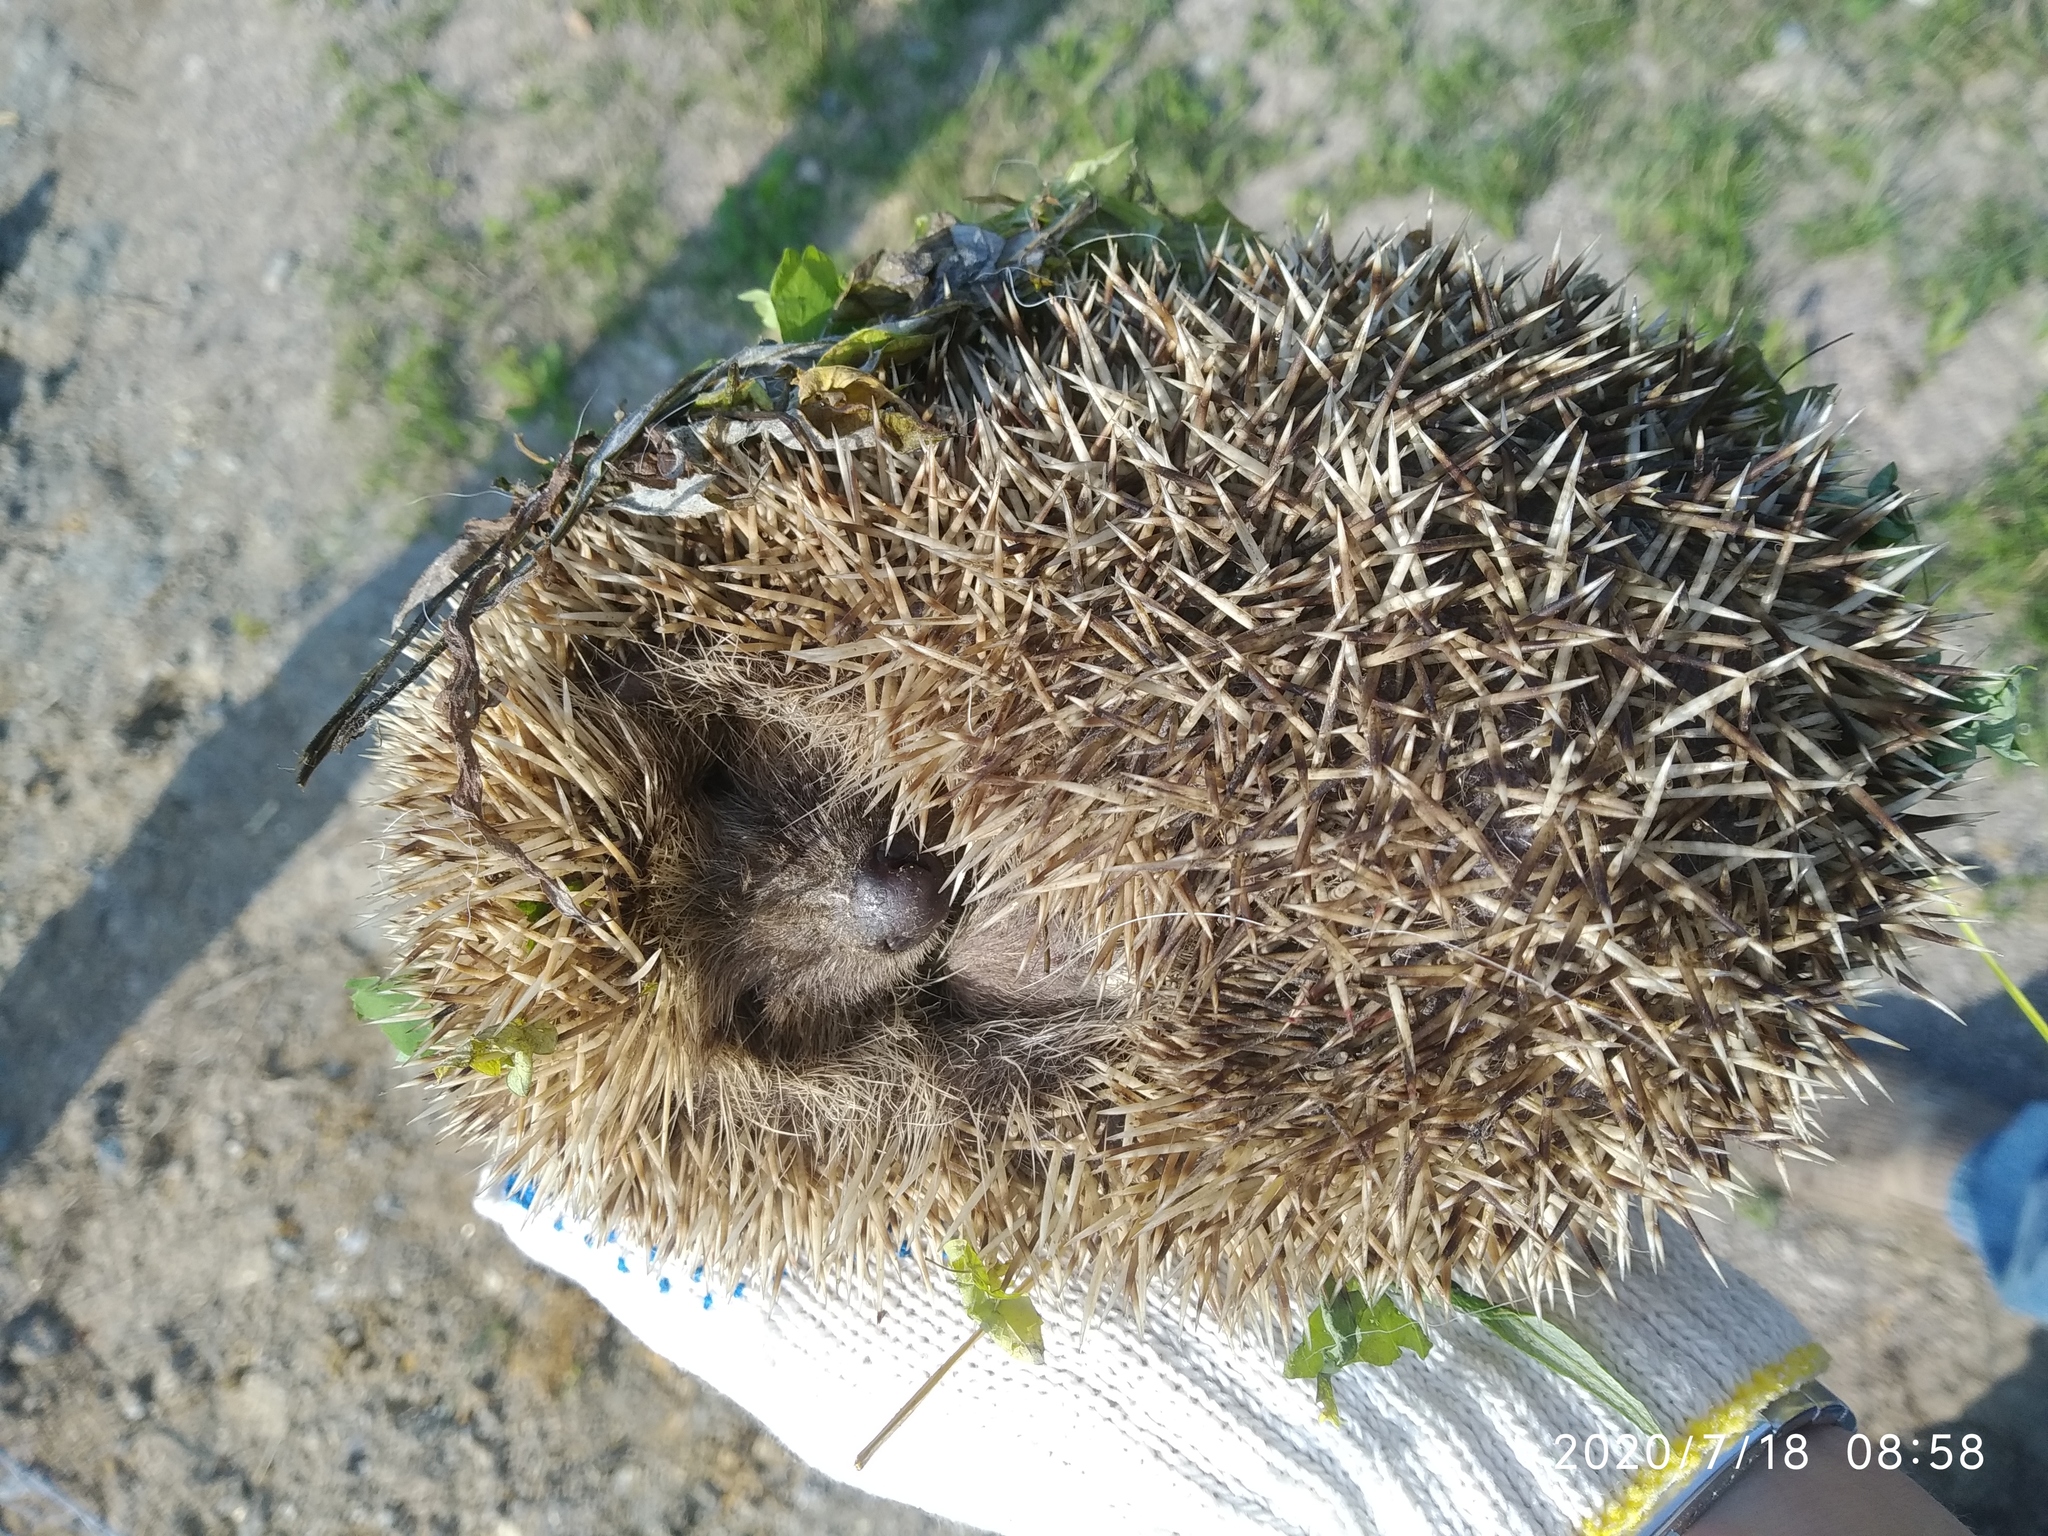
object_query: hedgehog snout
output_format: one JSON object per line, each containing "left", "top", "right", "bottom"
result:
{"left": 850, "top": 832, "right": 949, "bottom": 953}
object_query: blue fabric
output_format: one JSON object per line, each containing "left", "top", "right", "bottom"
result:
{"left": 1949, "top": 1100, "right": 2048, "bottom": 1321}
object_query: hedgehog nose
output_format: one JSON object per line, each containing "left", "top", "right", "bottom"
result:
{"left": 850, "top": 833, "right": 948, "bottom": 953}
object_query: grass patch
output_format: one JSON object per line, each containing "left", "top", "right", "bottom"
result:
{"left": 1294, "top": 7, "right": 1598, "bottom": 238}
{"left": 1915, "top": 196, "right": 2048, "bottom": 353}
{"left": 1611, "top": 102, "right": 1779, "bottom": 330}
{"left": 324, "top": 58, "right": 479, "bottom": 478}
{"left": 1285, "top": 0, "right": 1782, "bottom": 284}
{"left": 1543, "top": 0, "right": 1640, "bottom": 69}
{"left": 888, "top": 1, "right": 1273, "bottom": 242}
{"left": 1318, "top": 35, "right": 1589, "bottom": 235}
{"left": 1793, "top": 196, "right": 1898, "bottom": 258}
{"left": 323, "top": 21, "right": 680, "bottom": 486}
{"left": 1785, "top": 3, "right": 2048, "bottom": 351}
{"left": 1903, "top": 0, "right": 2048, "bottom": 82}
{"left": 590, "top": 0, "right": 851, "bottom": 107}
{"left": 695, "top": 148, "right": 835, "bottom": 297}
{"left": 323, "top": 0, "right": 1072, "bottom": 486}
{"left": 491, "top": 166, "right": 672, "bottom": 327}
{"left": 1789, "top": 131, "right": 1898, "bottom": 258}
{"left": 676, "top": 0, "right": 1069, "bottom": 305}
{"left": 1114, "top": 59, "right": 1267, "bottom": 202}
{"left": 1278, "top": 0, "right": 2047, "bottom": 353}
{"left": 1930, "top": 391, "right": 2048, "bottom": 725}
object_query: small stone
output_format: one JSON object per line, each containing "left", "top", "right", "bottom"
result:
{"left": 260, "top": 249, "right": 297, "bottom": 294}
{"left": 117, "top": 1374, "right": 153, "bottom": 1420}
{"left": 5, "top": 1301, "right": 77, "bottom": 1364}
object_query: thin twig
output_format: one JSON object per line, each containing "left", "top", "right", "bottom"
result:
{"left": 854, "top": 1327, "right": 984, "bottom": 1470}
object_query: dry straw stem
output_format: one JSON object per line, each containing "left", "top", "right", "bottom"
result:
{"left": 374, "top": 218, "right": 1983, "bottom": 1329}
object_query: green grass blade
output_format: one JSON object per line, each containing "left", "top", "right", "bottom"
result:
{"left": 1450, "top": 1286, "right": 1661, "bottom": 1438}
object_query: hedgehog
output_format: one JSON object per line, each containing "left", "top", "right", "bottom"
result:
{"left": 330, "top": 182, "right": 1989, "bottom": 1325}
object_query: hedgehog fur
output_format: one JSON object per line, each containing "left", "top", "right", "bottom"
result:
{"left": 368, "top": 207, "right": 1983, "bottom": 1326}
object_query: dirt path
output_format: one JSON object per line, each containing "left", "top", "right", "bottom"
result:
{"left": 3, "top": 1, "right": 2047, "bottom": 1533}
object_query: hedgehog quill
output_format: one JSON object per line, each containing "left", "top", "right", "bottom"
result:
{"left": 324, "top": 168, "right": 1997, "bottom": 1328}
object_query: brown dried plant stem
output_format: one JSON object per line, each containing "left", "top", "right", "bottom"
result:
{"left": 854, "top": 1327, "right": 985, "bottom": 1471}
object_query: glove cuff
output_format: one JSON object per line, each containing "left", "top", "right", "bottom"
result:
{"left": 1573, "top": 1342, "right": 1832, "bottom": 1534}
{"left": 1619, "top": 1374, "right": 1854, "bottom": 1536}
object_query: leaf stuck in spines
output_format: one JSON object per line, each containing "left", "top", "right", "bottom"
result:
{"left": 1284, "top": 1281, "right": 1431, "bottom": 1424}
{"left": 740, "top": 244, "right": 844, "bottom": 344}
{"left": 346, "top": 976, "right": 431, "bottom": 1061}
{"left": 942, "top": 1238, "right": 1045, "bottom": 1365}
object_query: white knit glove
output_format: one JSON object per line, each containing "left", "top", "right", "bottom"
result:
{"left": 476, "top": 1184, "right": 1827, "bottom": 1536}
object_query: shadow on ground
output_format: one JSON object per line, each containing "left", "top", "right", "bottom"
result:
{"left": 1854, "top": 983, "right": 2048, "bottom": 1109}
{"left": 1855, "top": 983, "right": 2048, "bottom": 1536}
{"left": 0, "top": 541, "right": 432, "bottom": 1169}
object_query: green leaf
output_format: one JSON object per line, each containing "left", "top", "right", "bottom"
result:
{"left": 817, "top": 326, "right": 935, "bottom": 366}
{"left": 1092, "top": 189, "right": 1166, "bottom": 238}
{"left": 380, "top": 1016, "right": 432, "bottom": 1060}
{"left": 1861, "top": 507, "right": 1918, "bottom": 548}
{"left": 794, "top": 364, "right": 904, "bottom": 410}
{"left": 466, "top": 1016, "right": 561, "bottom": 1085}
{"left": 514, "top": 898, "right": 552, "bottom": 922}
{"left": 1314, "top": 1374, "right": 1339, "bottom": 1422}
{"left": 1449, "top": 1285, "right": 1662, "bottom": 1438}
{"left": 1858, "top": 462, "right": 1917, "bottom": 549}
{"left": 1284, "top": 1282, "right": 1432, "bottom": 1377}
{"left": 347, "top": 977, "right": 431, "bottom": 1061}
{"left": 764, "top": 245, "right": 843, "bottom": 345}
{"left": 736, "top": 287, "right": 779, "bottom": 340}
{"left": 1938, "top": 668, "right": 2036, "bottom": 769}
{"left": 499, "top": 1017, "right": 560, "bottom": 1056}
{"left": 1284, "top": 1282, "right": 1430, "bottom": 1423}
{"left": 791, "top": 364, "right": 938, "bottom": 449}
{"left": 347, "top": 976, "right": 416, "bottom": 1023}
{"left": 691, "top": 375, "right": 775, "bottom": 412}
{"left": 1061, "top": 140, "right": 1135, "bottom": 191}
{"left": 942, "top": 1237, "right": 1045, "bottom": 1364}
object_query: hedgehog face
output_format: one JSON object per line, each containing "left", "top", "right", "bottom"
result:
{"left": 641, "top": 712, "right": 952, "bottom": 1062}
{"left": 604, "top": 652, "right": 1127, "bottom": 1105}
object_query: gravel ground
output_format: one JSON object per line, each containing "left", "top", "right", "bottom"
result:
{"left": 3, "top": 1, "right": 2047, "bottom": 1533}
